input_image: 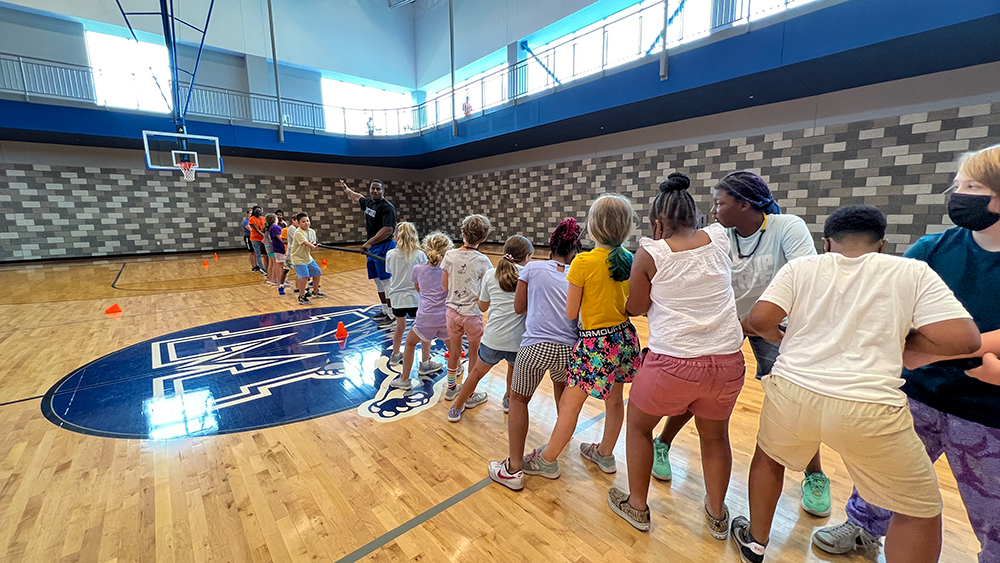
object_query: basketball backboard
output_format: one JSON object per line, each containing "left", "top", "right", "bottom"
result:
{"left": 142, "top": 130, "right": 223, "bottom": 174}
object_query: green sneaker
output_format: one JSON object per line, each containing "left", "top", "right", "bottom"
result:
{"left": 801, "top": 471, "right": 832, "bottom": 517}
{"left": 651, "top": 437, "right": 672, "bottom": 481}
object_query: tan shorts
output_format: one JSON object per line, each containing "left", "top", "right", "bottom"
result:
{"left": 757, "top": 375, "right": 942, "bottom": 518}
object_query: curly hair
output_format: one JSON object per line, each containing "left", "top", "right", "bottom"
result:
{"left": 550, "top": 218, "right": 583, "bottom": 258}
{"left": 394, "top": 222, "right": 420, "bottom": 261}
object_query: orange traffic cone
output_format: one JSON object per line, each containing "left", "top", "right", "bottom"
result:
{"left": 335, "top": 322, "right": 348, "bottom": 340}
{"left": 444, "top": 351, "right": 449, "bottom": 358}
{"left": 105, "top": 303, "right": 122, "bottom": 315}
{"left": 203, "top": 260, "right": 209, "bottom": 269}
{"left": 213, "top": 253, "right": 219, "bottom": 261}
{"left": 321, "top": 259, "right": 328, "bottom": 268}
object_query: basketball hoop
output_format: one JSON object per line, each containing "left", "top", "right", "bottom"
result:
{"left": 178, "top": 161, "right": 197, "bottom": 182}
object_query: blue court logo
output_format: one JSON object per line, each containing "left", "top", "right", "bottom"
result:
{"left": 41, "top": 306, "right": 448, "bottom": 439}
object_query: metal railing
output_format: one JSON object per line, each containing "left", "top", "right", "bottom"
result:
{"left": 0, "top": 0, "right": 825, "bottom": 137}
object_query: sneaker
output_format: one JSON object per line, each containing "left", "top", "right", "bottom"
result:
{"left": 447, "top": 405, "right": 464, "bottom": 422}
{"left": 293, "top": 287, "right": 300, "bottom": 293}
{"left": 252, "top": 266, "right": 261, "bottom": 272}
{"left": 730, "top": 516, "right": 766, "bottom": 563}
{"left": 503, "top": 396, "right": 510, "bottom": 413}
{"left": 418, "top": 360, "right": 444, "bottom": 375}
{"left": 278, "top": 286, "right": 285, "bottom": 295}
{"left": 388, "top": 353, "right": 403, "bottom": 366}
{"left": 465, "top": 392, "right": 488, "bottom": 409}
{"left": 521, "top": 448, "right": 560, "bottom": 479}
{"left": 311, "top": 290, "right": 327, "bottom": 298}
{"left": 298, "top": 296, "right": 311, "bottom": 306}
{"left": 801, "top": 472, "right": 832, "bottom": 517}
{"left": 704, "top": 500, "right": 730, "bottom": 540}
{"left": 606, "top": 487, "right": 650, "bottom": 531}
{"left": 580, "top": 443, "right": 617, "bottom": 474}
{"left": 371, "top": 311, "right": 389, "bottom": 323}
{"left": 376, "top": 316, "right": 396, "bottom": 330}
{"left": 389, "top": 377, "right": 414, "bottom": 390}
{"left": 444, "top": 384, "right": 462, "bottom": 401}
{"left": 303, "top": 290, "right": 312, "bottom": 298}
{"left": 651, "top": 437, "right": 672, "bottom": 481}
{"left": 488, "top": 459, "right": 523, "bottom": 491}
{"left": 812, "top": 521, "right": 881, "bottom": 555}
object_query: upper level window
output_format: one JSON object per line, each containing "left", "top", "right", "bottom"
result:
{"left": 321, "top": 78, "right": 412, "bottom": 136}
{"left": 86, "top": 31, "right": 172, "bottom": 114}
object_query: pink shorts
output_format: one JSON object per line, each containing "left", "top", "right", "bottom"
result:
{"left": 445, "top": 307, "right": 484, "bottom": 340}
{"left": 629, "top": 350, "right": 746, "bottom": 420}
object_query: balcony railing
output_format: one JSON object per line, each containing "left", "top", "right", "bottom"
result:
{"left": 0, "top": 0, "right": 826, "bottom": 137}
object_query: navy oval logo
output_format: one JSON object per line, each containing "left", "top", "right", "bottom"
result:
{"left": 42, "top": 306, "right": 449, "bottom": 439}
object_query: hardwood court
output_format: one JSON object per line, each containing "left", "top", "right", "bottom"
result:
{"left": 0, "top": 248, "right": 979, "bottom": 563}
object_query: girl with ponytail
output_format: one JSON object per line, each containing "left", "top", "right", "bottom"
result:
{"left": 448, "top": 235, "right": 534, "bottom": 422}
{"left": 518, "top": 194, "right": 643, "bottom": 483}
{"left": 606, "top": 172, "right": 746, "bottom": 535}
{"left": 488, "top": 219, "right": 582, "bottom": 490}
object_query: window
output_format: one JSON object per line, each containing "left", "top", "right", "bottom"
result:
{"left": 321, "top": 79, "right": 412, "bottom": 136}
{"left": 86, "top": 31, "right": 172, "bottom": 113}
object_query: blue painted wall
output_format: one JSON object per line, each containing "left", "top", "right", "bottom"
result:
{"left": 1, "top": 0, "right": 998, "bottom": 168}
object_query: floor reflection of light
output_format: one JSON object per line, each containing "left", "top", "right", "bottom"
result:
{"left": 145, "top": 389, "right": 219, "bottom": 440}
{"left": 339, "top": 342, "right": 384, "bottom": 388}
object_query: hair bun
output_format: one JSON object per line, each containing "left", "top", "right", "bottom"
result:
{"left": 660, "top": 172, "right": 690, "bottom": 193}
{"left": 557, "top": 217, "right": 581, "bottom": 241}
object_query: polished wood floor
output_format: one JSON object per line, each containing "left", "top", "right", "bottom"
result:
{"left": 0, "top": 248, "right": 979, "bottom": 563}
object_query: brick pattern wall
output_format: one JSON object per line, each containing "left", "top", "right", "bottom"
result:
{"left": 2, "top": 102, "right": 998, "bottom": 261}
{"left": 419, "top": 102, "right": 1000, "bottom": 255}
{"left": 0, "top": 167, "right": 425, "bottom": 261}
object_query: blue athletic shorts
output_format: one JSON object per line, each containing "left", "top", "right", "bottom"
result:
{"left": 293, "top": 260, "right": 321, "bottom": 278}
{"left": 366, "top": 240, "right": 395, "bottom": 280}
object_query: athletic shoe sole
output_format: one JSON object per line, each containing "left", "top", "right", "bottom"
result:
{"left": 801, "top": 501, "right": 832, "bottom": 517}
{"left": 651, "top": 470, "right": 672, "bottom": 482}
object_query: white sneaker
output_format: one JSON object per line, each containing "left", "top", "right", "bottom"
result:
{"left": 389, "top": 377, "right": 415, "bottom": 390}
{"left": 812, "top": 521, "right": 881, "bottom": 555}
{"left": 418, "top": 360, "right": 444, "bottom": 375}
{"left": 488, "top": 459, "right": 524, "bottom": 491}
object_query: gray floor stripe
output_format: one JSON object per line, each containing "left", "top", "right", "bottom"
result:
{"left": 334, "top": 477, "right": 492, "bottom": 563}
{"left": 333, "top": 400, "right": 625, "bottom": 562}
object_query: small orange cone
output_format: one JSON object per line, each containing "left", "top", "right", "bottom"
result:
{"left": 105, "top": 303, "right": 122, "bottom": 315}
{"left": 213, "top": 253, "right": 219, "bottom": 261}
{"left": 444, "top": 351, "right": 449, "bottom": 358}
{"left": 335, "top": 322, "right": 349, "bottom": 340}
{"left": 321, "top": 259, "right": 328, "bottom": 267}
{"left": 203, "top": 260, "right": 209, "bottom": 269}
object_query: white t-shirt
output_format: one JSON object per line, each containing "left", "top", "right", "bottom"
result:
{"left": 760, "top": 252, "right": 972, "bottom": 406}
{"left": 384, "top": 249, "right": 427, "bottom": 309}
{"left": 479, "top": 266, "right": 526, "bottom": 352}
{"left": 728, "top": 214, "right": 816, "bottom": 319}
{"left": 440, "top": 248, "right": 493, "bottom": 316}
{"left": 640, "top": 222, "right": 745, "bottom": 358}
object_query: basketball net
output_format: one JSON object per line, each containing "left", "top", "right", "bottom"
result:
{"left": 178, "top": 162, "right": 197, "bottom": 182}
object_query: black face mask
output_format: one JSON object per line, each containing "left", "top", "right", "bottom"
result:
{"left": 252, "top": 209, "right": 262, "bottom": 217}
{"left": 948, "top": 193, "right": 1000, "bottom": 231}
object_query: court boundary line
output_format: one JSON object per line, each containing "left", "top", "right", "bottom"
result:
{"left": 0, "top": 394, "right": 44, "bottom": 408}
{"left": 333, "top": 404, "right": 619, "bottom": 563}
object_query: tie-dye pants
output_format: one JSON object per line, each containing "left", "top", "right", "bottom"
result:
{"left": 845, "top": 398, "right": 1000, "bottom": 563}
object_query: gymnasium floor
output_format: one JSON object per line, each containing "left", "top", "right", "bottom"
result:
{"left": 0, "top": 247, "right": 979, "bottom": 563}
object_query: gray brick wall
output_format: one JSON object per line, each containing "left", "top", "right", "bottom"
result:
{"left": 0, "top": 167, "right": 424, "bottom": 261}
{"left": 419, "top": 102, "right": 1000, "bottom": 255}
{"left": 2, "top": 101, "right": 998, "bottom": 261}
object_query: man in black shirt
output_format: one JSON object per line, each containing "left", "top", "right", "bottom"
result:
{"left": 339, "top": 179, "right": 397, "bottom": 326}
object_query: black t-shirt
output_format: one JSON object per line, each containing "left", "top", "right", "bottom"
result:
{"left": 359, "top": 197, "right": 396, "bottom": 240}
